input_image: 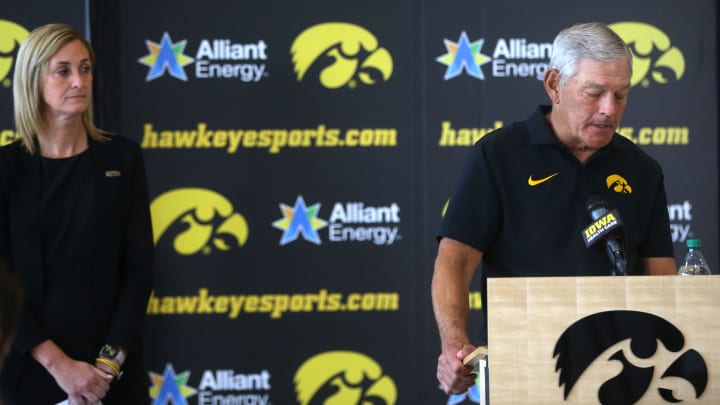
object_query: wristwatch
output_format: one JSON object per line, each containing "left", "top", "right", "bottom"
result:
{"left": 99, "top": 344, "right": 126, "bottom": 367}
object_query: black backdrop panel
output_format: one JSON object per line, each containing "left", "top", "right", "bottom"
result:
{"left": 112, "top": 0, "right": 417, "bottom": 403}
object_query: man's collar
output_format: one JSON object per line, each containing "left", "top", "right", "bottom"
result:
{"left": 527, "top": 105, "right": 622, "bottom": 150}
{"left": 527, "top": 105, "right": 557, "bottom": 145}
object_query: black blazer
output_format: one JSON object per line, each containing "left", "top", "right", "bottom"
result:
{"left": 0, "top": 135, "right": 153, "bottom": 393}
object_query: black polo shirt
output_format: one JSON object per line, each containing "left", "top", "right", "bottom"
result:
{"left": 439, "top": 105, "right": 674, "bottom": 278}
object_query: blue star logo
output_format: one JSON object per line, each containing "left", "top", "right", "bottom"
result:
{"left": 436, "top": 31, "right": 491, "bottom": 80}
{"left": 138, "top": 32, "right": 194, "bottom": 81}
{"left": 149, "top": 364, "right": 197, "bottom": 405}
{"left": 272, "top": 196, "right": 328, "bottom": 245}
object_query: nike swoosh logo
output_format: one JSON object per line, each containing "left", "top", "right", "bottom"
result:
{"left": 528, "top": 173, "right": 559, "bottom": 186}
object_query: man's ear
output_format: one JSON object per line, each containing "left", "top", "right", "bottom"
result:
{"left": 544, "top": 68, "right": 561, "bottom": 104}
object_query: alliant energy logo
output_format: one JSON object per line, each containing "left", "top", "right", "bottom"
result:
{"left": 0, "top": 20, "right": 29, "bottom": 88}
{"left": 273, "top": 196, "right": 401, "bottom": 246}
{"left": 667, "top": 201, "right": 693, "bottom": 243}
{"left": 436, "top": 31, "right": 491, "bottom": 80}
{"left": 148, "top": 364, "right": 272, "bottom": 405}
{"left": 149, "top": 364, "right": 198, "bottom": 405}
{"left": 294, "top": 351, "right": 397, "bottom": 405}
{"left": 138, "top": 32, "right": 194, "bottom": 81}
{"left": 197, "top": 369, "right": 272, "bottom": 405}
{"left": 272, "top": 195, "right": 327, "bottom": 245}
{"left": 608, "top": 22, "right": 685, "bottom": 88}
{"left": 328, "top": 201, "right": 401, "bottom": 245}
{"left": 151, "top": 188, "right": 249, "bottom": 255}
{"left": 139, "top": 32, "right": 268, "bottom": 82}
{"left": 290, "top": 22, "right": 393, "bottom": 89}
{"left": 437, "top": 31, "right": 551, "bottom": 81}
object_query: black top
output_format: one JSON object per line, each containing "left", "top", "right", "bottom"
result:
{"left": 440, "top": 105, "right": 674, "bottom": 276}
{"left": 40, "top": 152, "right": 98, "bottom": 360}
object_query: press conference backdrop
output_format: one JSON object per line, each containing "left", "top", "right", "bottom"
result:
{"left": 1, "top": 0, "right": 717, "bottom": 404}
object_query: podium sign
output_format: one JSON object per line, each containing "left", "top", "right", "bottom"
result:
{"left": 487, "top": 275, "right": 719, "bottom": 404}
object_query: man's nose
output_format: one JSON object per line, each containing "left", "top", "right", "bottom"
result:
{"left": 599, "top": 94, "right": 618, "bottom": 117}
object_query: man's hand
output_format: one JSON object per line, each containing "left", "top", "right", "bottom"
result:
{"left": 432, "top": 238, "right": 483, "bottom": 394}
{"left": 437, "top": 342, "right": 477, "bottom": 395}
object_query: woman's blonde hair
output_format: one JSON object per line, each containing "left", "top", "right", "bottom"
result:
{"left": 13, "top": 23, "right": 107, "bottom": 154}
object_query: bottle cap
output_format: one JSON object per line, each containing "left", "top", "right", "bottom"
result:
{"left": 686, "top": 239, "right": 702, "bottom": 248}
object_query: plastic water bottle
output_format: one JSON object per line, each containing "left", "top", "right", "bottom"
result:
{"left": 678, "top": 239, "right": 711, "bottom": 275}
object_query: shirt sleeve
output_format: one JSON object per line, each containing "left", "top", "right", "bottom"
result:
{"left": 438, "top": 141, "right": 502, "bottom": 252}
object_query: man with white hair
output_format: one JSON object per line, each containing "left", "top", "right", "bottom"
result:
{"left": 432, "top": 22, "right": 676, "bottom": 395}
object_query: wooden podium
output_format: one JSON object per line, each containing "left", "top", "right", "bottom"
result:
{"left": 480, "top": 275, "right": 720, "bottom": 404}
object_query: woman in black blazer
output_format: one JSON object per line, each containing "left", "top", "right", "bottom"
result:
{"left": 0, "top": 23, "right": 154, "bottom": 405}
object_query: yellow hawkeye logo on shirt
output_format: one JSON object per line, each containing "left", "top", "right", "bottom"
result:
{"left": 606, "top": 174, "right": 632, "bottom": 194}
{"left": 528, "top": 172, "right": 558, "bottom": 186}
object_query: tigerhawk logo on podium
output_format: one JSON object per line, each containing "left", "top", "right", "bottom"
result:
{"left": 290, "top": 22, "right": 393, "bottom": 89}
{"left": 294, "top": 351, "right": 397, "bottom": 404}
{"left": 150, "top": 188, "right": 249, "bottom": 255}
{"left": 554, "top": 310, "right": 708, "bottom": 403}
{"left": 0, "top": 20, "right": 30, "bottom": 88}
{"left": 608, "top": 22, "right": 685, "bottom": 88}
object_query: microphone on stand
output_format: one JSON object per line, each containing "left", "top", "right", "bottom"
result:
{"left": 581, "top": 195, "right": 627, "bottom": 276}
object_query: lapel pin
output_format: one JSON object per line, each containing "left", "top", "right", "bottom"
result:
{"left": 105, "top": 170, "right": 122, "bottom": 177}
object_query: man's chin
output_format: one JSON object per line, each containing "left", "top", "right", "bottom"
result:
{"left": 585, "top": 132, "right": 615, "bottom": 147}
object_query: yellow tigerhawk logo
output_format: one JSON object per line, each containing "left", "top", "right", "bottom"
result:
{"left": 150, "top": 188, "right": 248, "bottom": 255}
{"left": 294, "top": 351, "right": 397, "bottom": 405}
{"left": 608, "top": 22, "right": 685, "bottom": 88}
{"left": 606, "top": 174, "right": 632, "bottom": 194}
{"left": 290, "top": 22, "right": 393, "bottom": 89}
{"left": 0, "top": 20, "right": 30, "bottom": 88}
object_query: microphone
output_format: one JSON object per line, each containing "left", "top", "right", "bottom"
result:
{"left": 583, "top": 195, "right": 627, "bottom": 276}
